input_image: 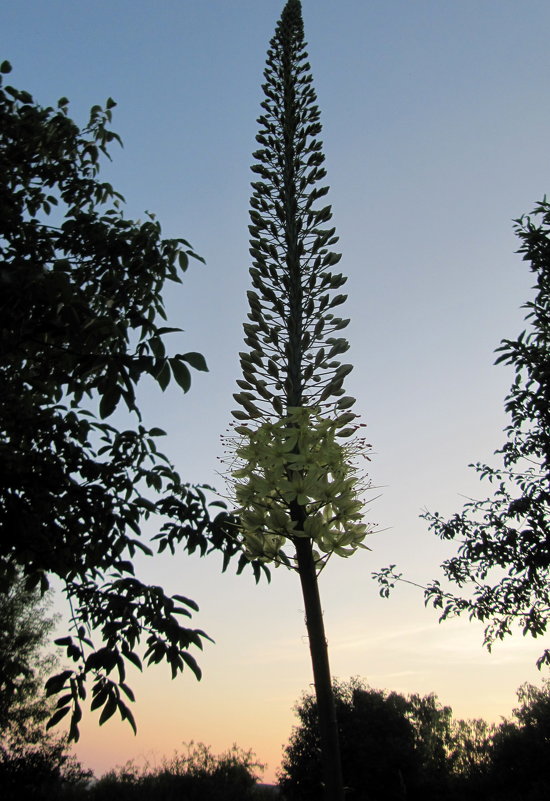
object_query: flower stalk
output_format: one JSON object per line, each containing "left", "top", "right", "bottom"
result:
{"left": 227, "top": 3, "right": 374, "bottom": 798}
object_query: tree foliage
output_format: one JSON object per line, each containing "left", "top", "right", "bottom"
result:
{"left": 487, "top": 679, "right": 550, "bottom": 801}
{"left": 421, "top": 201, "right": 550, "bottom": 667}
{"left": 0, "top": 737, "right": 92, "bottom": 801}
{"left": 376, "top": 200, "right": 550, "bottom": 668}
{"left": 279, "top": 677, "right": 550, "bottom": 801}
{"left": 88, "top": 741, "right": 265, "bottom": 801}
{"left": 0, "top": 573, "right": 57, "bottom": 742}
{"left": 0, "top": 59, "right": 265, "bottom": 741}
{"left": 0, "top": 574, "right": 93, "bottom": 801}
{"left": 279, "top": 679, "right": 457, "bottom": 801}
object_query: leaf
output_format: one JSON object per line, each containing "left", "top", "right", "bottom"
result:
{"left": 118, "top": 699, "right": 137, "bottom": 735}
{"left": 155, "top": 360, "right": 171, "bottom": 391}
{"left": 120, "top": 683, "right": 136, "bottom": 702}
{"left": 0, "top": 60, "right": 12, "bottom": 74}
{"left": 180, "top": 351, "right": 208, "bottom": 372}
{"left": 170, "top": 358, "right": 191, "bottom": 392}
{"left": 156, "top": 327, "right": 182, "bottom": 335}
{"left": 69, "top": 715, "right": 81, "bottom": 743}
{"left": 99, "top": 385, "right": 122, "bottom": 418}
{"left": 99, "top": 693, "right": 118, "bottom": 725}
{"left": 91, "top": 687, "right": 109, "bottom": 711}
{"left": 46, "top": 706, "right": 71, "bottom": 729}
{"left": 123, "top": 650, "right": 143, "bottom": 671}
{"left": 45, "top": 670, "right": 73, "bottom": 697}
{"left": 173, "top": 594, "right": 199, "bottom": 611}
{"left": 181, "top": 651, "right": 202, "bottom": 679}
{"left": 54, "top": 636, "right": 73, "bottom": 647}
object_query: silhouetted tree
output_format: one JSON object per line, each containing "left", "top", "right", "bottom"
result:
{"left": 0, "top": 574, "right": 92, "bottom": 801}
{"left": 0, "top": 59, "right": 265, "bottom": 740}
{"left": 0, "top": 738, "right": 92, "bottom": 801}
{"left": 0, "top": 573, "right": 56, "bottom": 740}
{"left": 447, "top": 718, "right": 494, "bottom": 800}
{"left": 225, "top": 3, "right": 373, "bottom": 799}
{"left": 423, "top": 201, "right": 550, "bottom": 667}
{"left": 488, "top": 680, "right": 550, "bottom": 801}
{"left": 376, "top": 200, "right": 550, "bottom": 668}
{"left": 279, "top": 679, "right": 457, "bottom": 801}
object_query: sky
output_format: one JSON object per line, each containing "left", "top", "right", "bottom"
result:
{"left": 2, "top": 0, "right": 550, "bottom": 783}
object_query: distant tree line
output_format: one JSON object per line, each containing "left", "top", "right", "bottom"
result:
{"left": 84, "top": 743, "right": 272, "bottom": 801}
{"left": 1, "top": 584, "right": 548, "bottom": 801}
{"left": 278, "top": 677, "right": 550, "bottom": 801}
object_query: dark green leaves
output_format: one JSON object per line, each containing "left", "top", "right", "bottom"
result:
{"left": 45, "top": 671, "right": 73, "bottom": 697}
{"left": 46, "top": 706, "right": 71, "bottom": 729}
{"left": 99, "top": 694, "right": 117, "bottom": 725}
{"left": 416, "top": 199, "right": 550, "bottom": 670}
{"left": 99, "top": 384, "right": 122, "bottom": 418}
{"left": 168, "top": 352, "right": 208, "bottom": 393}
{"left": 170, "top": 358, "right": 191, "bottom": 392}
{"left": 155, "top": 360, "right": 172, "bottom": 391}
{"left": 179, "top": 351, "right": 208, "bottom": 372}
{"left": 0, "top": 64, "right": 267, "bottom": 743}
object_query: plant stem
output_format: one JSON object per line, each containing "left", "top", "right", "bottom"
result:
{"left": 295, "top": 536, "right": 345, "bottom": 801}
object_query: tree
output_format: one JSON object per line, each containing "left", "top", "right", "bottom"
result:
{"left": 446, "top": 717, "right": 494, "bottom": 799}
{"left": 375, "top": 200, "right": 550, "bottom": 668}
{"left": 420, "top": 200, "right": 550, "bottom": 667}
{"left": 0, "top": 574, "right": 93, "bottom": 801}
{"left": 488, "top": 680, "right": 550, "bottom": 801}
{"left": 224, "top": 3, "right": 373, "bottom": 799}
{"left": 0, "top": 572, "right": 57, "bottom": 741}
{"left": 280, "top": 677, "right": 550, "bottom": 801}
{"left": 0, "top": 59, "right": 265, "bottom": 741}
{"left": 279, "top": 679, "right": 460, "bottom": 801}
{"left": 0, "top": 737, "right": 92, "bottom": 801}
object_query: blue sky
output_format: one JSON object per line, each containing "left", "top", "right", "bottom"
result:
{"left": 2, "top": 0, "right": 550, "bottom": 781}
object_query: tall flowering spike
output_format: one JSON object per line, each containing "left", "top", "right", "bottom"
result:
{"left": 233, "top": 0, "right": 354, "bottom": 425}
{"left": 228, "top": 0, "right": 371, "bottom": 571}
{"left": 228, "top": 4, "right": 372, "bottom": 800}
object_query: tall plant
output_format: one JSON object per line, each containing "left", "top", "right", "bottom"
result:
{"left": 226, "top": 2, "right": 373, "bottom": 799}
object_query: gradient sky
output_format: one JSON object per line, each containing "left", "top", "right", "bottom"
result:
{"left": 3, "top": 0, "right": 550, "bottom": 783}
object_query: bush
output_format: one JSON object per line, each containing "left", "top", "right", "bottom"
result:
{"left": 0, "top": 738, "right": 92, "bottom": 801}
{"left": 89, "top": 741, "right": 265, "bottom": 801}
